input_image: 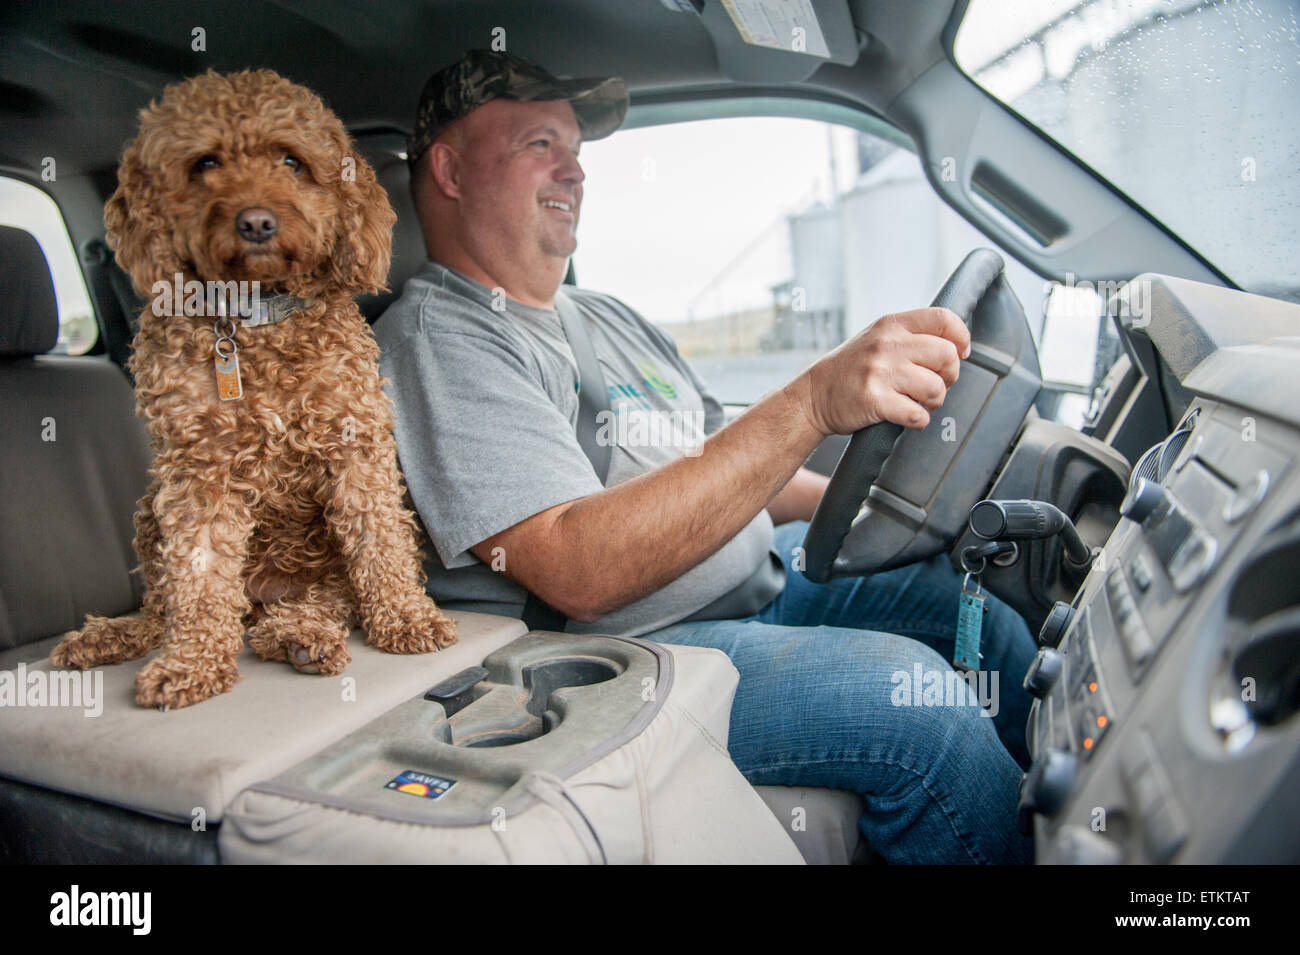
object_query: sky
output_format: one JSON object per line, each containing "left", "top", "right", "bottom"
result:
{"left": 572, "top": 116, "right": 860, "bottom": 325}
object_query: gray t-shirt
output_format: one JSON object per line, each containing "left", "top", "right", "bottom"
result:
{"left": 374, "top": 260, "right": 783, "bottom": 637}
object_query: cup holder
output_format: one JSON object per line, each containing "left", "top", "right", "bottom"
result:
{"left": 266, "top": 634, "right": 662, "bottom": 824}
{"left": 446, "top": 655, "right": 621, "bottom": 749}
{"left": 522, "top": 658, "right": 618, "bottom": 718}
{"left": 1233, "top": 607, "right": 1300, "bottom": 727}
{"left": 1227, "top": 527, "right": 1300, "bottom": 621}
{"left": 1216, "top": 519, "right": 1300, "bottom": 738}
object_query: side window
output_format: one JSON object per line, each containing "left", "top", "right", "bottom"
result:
{"left": 576, "top": 115, "right": 1094, "bottom": 427}
{"left": 0, "top": 177, "right": 98, "bottom": 355}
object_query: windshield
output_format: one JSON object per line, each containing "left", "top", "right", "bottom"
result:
{"left": 954, "top": 0, "right": 1299, "bottom": 304}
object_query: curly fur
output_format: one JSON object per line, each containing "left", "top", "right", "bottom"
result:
{"left": 50, "top": 70, "right": 457, "bottom": 708}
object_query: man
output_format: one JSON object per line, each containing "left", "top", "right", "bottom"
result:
{"left": 375, "top": 50, "right": 1037, "bottom": 864}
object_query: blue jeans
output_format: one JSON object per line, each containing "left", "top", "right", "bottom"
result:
{"left": 648, "top": 520, "right": 1037, "bottom": 864}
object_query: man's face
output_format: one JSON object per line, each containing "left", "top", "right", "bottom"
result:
{"left": 448, "top": 98, "right": 585, "bottom": 263}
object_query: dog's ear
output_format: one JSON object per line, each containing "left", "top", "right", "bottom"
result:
{"left": 329, "top": 150, "right": 396, "bottom": 296}
{"left": 104, "top": 138, "right": 181, "bottom": 298}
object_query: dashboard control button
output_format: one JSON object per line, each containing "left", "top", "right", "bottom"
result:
{"left": 1024, "top": 648, "right": 1064, "bottom": 699}
{"left": 1167, "top": 528, "right": 1217, "bottom": 592}
{"left": 1121, "top": 477, "right": 1172, "bottom": 524}
{"left": 1104, "top": 570, "right": 1125, "bottom": 600}
{"left": 1108, "top": 570, "right": 1154, "bottom": 670}
{"left": 1129, "top": 556, "right": 1153, "bottom": 592}
{"left": 1017, "top": 749, "right": 1079, "bottom": 834}
{"left": 1118, "top": 612, "right": 1154, "bottom": 669}
{"left": 1121, "top": 731, "right": 1188, "bottom": 862}
{"left": 1038, "top": 600, "right": 1074, "bottom": 647}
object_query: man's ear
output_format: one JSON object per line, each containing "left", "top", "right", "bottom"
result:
{"left": 428, "top": 142, "right": 462, "bottom": 199}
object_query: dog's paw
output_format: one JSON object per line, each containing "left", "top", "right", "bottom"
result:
{"left": 285, "top": 640, "right": 352, "bottom": 675}
{"left": 51, "top": 615, "right": 164, "bottom": 669}
{"left": 49, "top": 630, "right": 93, "bottom": 669}
{"left": 134, "top": 655, "right": 240, "bottom": 710}
{"left": 249, "top": 618, "right": 352, "bottom": 675}
{"left": 367, "top": 600, "right": 458, "bottom": 654}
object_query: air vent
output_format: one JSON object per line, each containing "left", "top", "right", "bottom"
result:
{"left": 1131, "top": 443, "right": 1161, "bottom": 489}
{"left": 1128, "top": 408, "right": 1200, "bottom": 497}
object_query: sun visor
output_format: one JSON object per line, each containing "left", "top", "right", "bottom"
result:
{"left": 661, "top": 0, "right": 863, "bottom": 82}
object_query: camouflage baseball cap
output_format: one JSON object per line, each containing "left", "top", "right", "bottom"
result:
{"left": 408, "top": 49, "right": 628, "bottom": 165}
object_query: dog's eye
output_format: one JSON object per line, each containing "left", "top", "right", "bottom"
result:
{"left": 283, "top": 155, "right": 304, "bottom": 174}
{"left": 192, "top": 155, "right": 221, "bottom": 174}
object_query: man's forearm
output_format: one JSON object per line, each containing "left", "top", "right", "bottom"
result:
{"left": 766, "top": 467, "right": 830, "bottom": 525}
{"left": 510, "top": 381, "right": 825, "bottom": 620}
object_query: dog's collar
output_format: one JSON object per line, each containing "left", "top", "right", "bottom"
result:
{"left": 214, "top": 292, "right": 313, "bottom": 328}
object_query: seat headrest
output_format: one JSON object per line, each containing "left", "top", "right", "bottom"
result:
{"left": 0, "top": 225, "right": 59, "bottom": 357}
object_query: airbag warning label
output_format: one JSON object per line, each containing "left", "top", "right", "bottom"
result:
{"left": 720, "top": 0, "right": 831, "bottom": 58}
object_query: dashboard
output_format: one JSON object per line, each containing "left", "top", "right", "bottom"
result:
{"left": 1017, "top": 275, "right": 1300, "bottom": 863}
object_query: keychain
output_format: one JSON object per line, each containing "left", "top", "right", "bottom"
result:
{"left": 952, "top": 540, "right": 1017, "bottom": 671}
{"left": 954, "top": 569, "right": 985, "bottom": 671}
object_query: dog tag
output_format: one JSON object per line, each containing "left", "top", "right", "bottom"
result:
{"left": 215, "top": 352, "right": 243, "bottom": 401}
{"left": 954, "top": 572, "right": 984, "bottom": 671}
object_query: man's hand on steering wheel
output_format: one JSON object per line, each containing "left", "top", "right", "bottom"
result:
{"left": 792, "top": 306, "right": 972, "bottom": 438}
{"left": 800, "top": 248, "right": 1042, "bottom": 582}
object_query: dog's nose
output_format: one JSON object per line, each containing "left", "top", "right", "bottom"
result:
{"left": 236, "top": 207, "right": 279, "bottom": 243}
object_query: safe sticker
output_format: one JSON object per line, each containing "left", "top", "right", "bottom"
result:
{"left": 386, "top": 770, "right": 457, "bottom": 800}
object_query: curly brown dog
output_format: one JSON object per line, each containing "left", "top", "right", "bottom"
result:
{"left": 50, "top": 69, "right": 457, "bottom": 708}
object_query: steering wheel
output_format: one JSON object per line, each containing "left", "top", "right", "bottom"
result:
{"left": 802, "top": 248, "right": 1043, "bottom": 583}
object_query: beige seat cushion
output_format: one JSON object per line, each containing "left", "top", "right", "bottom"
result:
{"left": 753, "top": 785, "right": 866, "bottom": 865}
{"left": 0, "top": 611, "right": 525, "bottom": 823}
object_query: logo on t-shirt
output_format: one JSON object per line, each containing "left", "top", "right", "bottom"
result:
{"left": 636, "top": 361, "right": 678, "bottom": 399}
{"left": 608, "top": 381, "right": 654, "bottom": 410}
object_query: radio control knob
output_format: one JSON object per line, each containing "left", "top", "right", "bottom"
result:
{"left": 1024, "top": 648, "right": 1065, "bottom": 699}
{"left": 1017, "top": 749, "right": 1079, "bottom": 833}
{"left": 1037, "top": 601, "right": 1075, "bottom": 647}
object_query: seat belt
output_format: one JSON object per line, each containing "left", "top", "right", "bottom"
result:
{"left": 521, "top": 289, "right": 610, "bottom": 631}
{"left": 557, "top": 289, "right": 612, "bottom": 482}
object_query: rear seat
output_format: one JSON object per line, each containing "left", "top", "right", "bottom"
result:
{"left": 0, "top": 225, "right": 150, "bottom": 648}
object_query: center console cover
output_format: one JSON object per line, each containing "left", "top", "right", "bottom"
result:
{"left": 218, "top": 635, "right": 804, "bottom": 864}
